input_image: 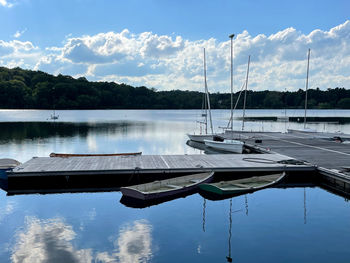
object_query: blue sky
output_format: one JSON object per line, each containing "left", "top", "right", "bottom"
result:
{"left": 1, "top": 0, "right": 349, "bottom": 92}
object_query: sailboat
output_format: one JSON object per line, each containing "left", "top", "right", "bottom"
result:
{"left": 204, "top": 35, "right": 245, "bottom": 153}
{"left": 288, "top": 49, "right": 316, "bottom": 133}
{"left": 187, "top": 48, "right": 214, "bottom": 143}
{"left": 49, "top": 87, "right": 59, "bottom": 120}
{"left": 50, "top": 109, "right": 59, "bottom": 120}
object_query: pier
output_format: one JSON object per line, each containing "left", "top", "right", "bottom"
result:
{"left": 7, "top": 152, "right": 313, "bottom": 194}
{"left": 5, "top": 130, "right": 350, "bottom": 195}
{"left": 226, "top": 130, "right": 350, "bottom": 196}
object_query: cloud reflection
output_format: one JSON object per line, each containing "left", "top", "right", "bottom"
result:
{"left": 96, "top": 220, "right": 153, "bottom": 263}
{"left": 11, "top": 217, "right": 92, "bottom": 263}
{"left": 11, "top": 217, "right": 152, "bottom": 263}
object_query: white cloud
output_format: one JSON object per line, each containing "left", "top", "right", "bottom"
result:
{"left": 0, "top": 21, "right": 349, "bottom": 92}
{"left": 13, "top": 29, "right": 27, "bottom": 38}
{"left": 0, "top": 0, "right": 14, "bottom": 8}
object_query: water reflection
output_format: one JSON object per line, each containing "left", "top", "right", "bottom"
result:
{"left": 0, "top": 122, "right": 145, "bottom": 143}
{"left": 11, "top": 216, "right": 153, "bottom": 263}
{"left": 0, "top": 120, "right": 198, "bottom": 162}
{"left": 227, "top": 199, "right": 233, "bottom": 262}
{"left": 304, "top": 188, "right": 307, "bottom": 224}
{"left": 11, "top": 217, "right": 92, "bottom": 263}
{"left": 96, "top": 220, "right": 153, "bottom": 263}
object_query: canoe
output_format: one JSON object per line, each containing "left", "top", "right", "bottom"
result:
{"left": 199, "top": 172, "right": 286, "bottom": 195}
{"left": 204, "top": 139, "right": 244, "bottom": 153}
{"left": 49, "top": 152, "right": 142, "bottom": 157}
{"left": 120, "top": 171, "right": 214, "bottom": 200}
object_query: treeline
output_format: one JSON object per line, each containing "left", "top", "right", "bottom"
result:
{"left": 0, "top": 66, "right": 349, "bottom": 109}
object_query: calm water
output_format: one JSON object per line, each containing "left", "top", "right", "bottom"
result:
{"left": 1, "top": 109, "right": 350, "bottom": 262}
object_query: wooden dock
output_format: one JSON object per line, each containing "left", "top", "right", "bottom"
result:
{"left": 6, "top": 130, "right": 350, "bottom": 195}
{"left": 225, "top": 130, "right": 350, "bottom": 197}
{"left": 9, "top": 153, "right": 313, "bottom": 177}
{"left": 225, "top": 131, "right": 350, "bottom": 170}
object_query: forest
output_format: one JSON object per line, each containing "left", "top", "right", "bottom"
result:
{"left": 0, "top": 66, "right": 349, "bottom": 109}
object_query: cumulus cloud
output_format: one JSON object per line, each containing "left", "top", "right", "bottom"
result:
{"left": 0, "top": 21, "right": 349, "bottom": 92}
{"left": 0, "top": 40, "right": 36, "bottom": 56}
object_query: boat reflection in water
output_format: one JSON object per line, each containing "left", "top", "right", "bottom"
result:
{"left": 120, "top": 191, "right": 197, "bottom": 209}
{"left": 186, "top": 140, "right": 234, "bottom": 154}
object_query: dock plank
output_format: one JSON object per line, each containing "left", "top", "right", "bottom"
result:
{"left": 9, "top": 153, "right": 313, "bottom": 177}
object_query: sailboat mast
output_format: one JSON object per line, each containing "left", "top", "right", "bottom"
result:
{"left": 203, "top": 48, "right": 208, "bottom": 134}
{"left": 304, "top": 48, "right": 311, "bottom": 129}
{"left": 204, "top": 48, "right": 208, "bottom": 134}
{"left": 203, "top": 48, "right": 214, "bottom": 134}
{"left": 242, "top": 55, "right": 250, "bottom": 131}
{"left": 229, "top": 34, "right": 235, "bottom": 131}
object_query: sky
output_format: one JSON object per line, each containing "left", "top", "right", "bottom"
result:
{"left": 0, "top": 0, "right": 349, "bottom": 92}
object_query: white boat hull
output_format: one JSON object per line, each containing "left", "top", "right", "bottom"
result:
{"left": 287, "top": 128, "right": 317, "bottom": 133}
{"left": 187, "top": 134, "right": 214, "bottom": 143}
{"left": 204, "top": 139, "right": 244, "bottom": 153}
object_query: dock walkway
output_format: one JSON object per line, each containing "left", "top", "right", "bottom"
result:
{"left": 9, "top": 153, "right": 313, "bottom": 177}
{"left": 227, "top": 131, "right": 350, "bottom": 170}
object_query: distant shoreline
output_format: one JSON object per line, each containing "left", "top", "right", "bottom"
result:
{"left": 1, "top": 66, "right": 349, "bottom": 110}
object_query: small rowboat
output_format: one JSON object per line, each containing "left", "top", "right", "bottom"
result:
{"left": 49, "top": 152, "right": 142, "bottom": 157}
{"left": 120, "top": 171, "right": 214, "bottom": 201}
{"left": 199, "top": 172, "right": 286, "bottom": 196}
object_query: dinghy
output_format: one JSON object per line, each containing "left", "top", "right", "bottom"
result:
{"left": 199, "top": 172, "right": 286, "bottom": 195}
{"left": 120, "top": 171, "right": 214, "bottom": 200}
{"left": 49, "top": 152, "right": 141, "bottom": 157}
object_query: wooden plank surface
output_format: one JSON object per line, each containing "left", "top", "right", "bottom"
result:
{"left": 230, "top": 131, "right": 350, "bottom": 170}
{"left": 9, "top": 153, "right": 313, "bottom": 177}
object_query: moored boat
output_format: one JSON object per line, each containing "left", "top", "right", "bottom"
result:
{"left": 187, "top": 48, "right": 215, "bottom": 143}
{"left": 204, "top": 139, "right": 244, "bottom": 153}
{"left": 49, "top": 152, "right": 142, "bottom": 157}
{"left": 187, "top": 134, "right": 214, "bottom": 143}
{"left": 287, "top": 128, "right": 317, "bottom": 134}
{"left": 120, "top": 171, "right": 214, "bottom": 200}
{"left": 199, "top": 172, "right": 286, "bottom": 195}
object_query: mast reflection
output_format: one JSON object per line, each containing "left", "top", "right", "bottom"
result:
{"left": 226, "top": 198, "right": 233, "bottom": 262}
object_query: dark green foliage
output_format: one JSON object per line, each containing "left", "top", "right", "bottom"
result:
{"left": 0, "top": 66, "right": 348, "bottom": 109}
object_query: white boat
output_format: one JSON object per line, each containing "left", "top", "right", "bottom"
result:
{"left": 120, "top": 171, "right": 214, "bottom": 200}
{"left": 287, "top": 128, "right": 317, "bottom": 133}
{"left": 50, "top": 114, "right": 59, "bottom": 120}
{"left": 187, "top": 134, "right": 214, "bottom": 143}
{"left": 187, "top": 48, "right": 214, "bottom": 143}
{"left": 49, "top": 87, "right": 59, "bottom": 120}
{"left": 204, "top": 139, "right": 243, "bottom": 153}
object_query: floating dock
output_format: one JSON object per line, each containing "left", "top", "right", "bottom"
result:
{"left": 10, "top": 153, "right": 313, "bottom": 177}
{"left": 7, "top": 153, "right": 314, "bottom": 194}
{"left": 5, "top": 130, "right": 350, "bottom": 195}
{"left": 226, "top": 130, "right": 350, "bottom": 196}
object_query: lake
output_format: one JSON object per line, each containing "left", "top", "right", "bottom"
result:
{"left": 0, "top": 109, "right": 350, "bottom": 262}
